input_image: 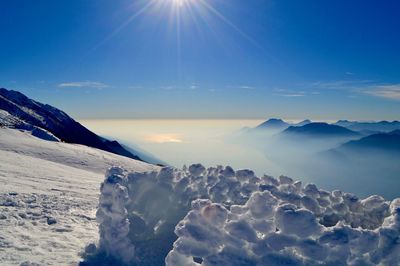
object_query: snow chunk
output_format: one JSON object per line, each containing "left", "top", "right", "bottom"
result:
{"left": 275, "top": 204, "right": 322, "bottom": 238}
{"left": 86, "top": 164, "right": 400, "bottom": 265}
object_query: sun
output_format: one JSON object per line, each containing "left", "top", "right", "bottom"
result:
{"left": 174, "top": 0, "right": 183, "bottom": 5}
{"left": 172, "top": 0, "right": 190, "bottom": 7}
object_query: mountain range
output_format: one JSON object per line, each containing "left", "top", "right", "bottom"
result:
{"left": 334, "top": 129, "right": 400, "bottom": 154}
{"left": 254, "top": 118, "right": 312, "bottom": 132}
{"left": 282, "top": 122, "right": 360, "bottom": 138}
{"left": 0, "top": 88, "right": 144, "bottom": 161}
{"left": 253, "top": 117, "right": 400, "bottom": 138}
{"left": 334, "top": 120, "right": 400, "bottom": 133}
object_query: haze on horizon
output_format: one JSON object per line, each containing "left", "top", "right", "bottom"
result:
{"left": 0, "top": 0, "right": 399, "bottom": 121}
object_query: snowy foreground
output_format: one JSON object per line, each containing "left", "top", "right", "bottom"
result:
{"left": 87, "top": 165, "right": 400, "bottom": 266}
{"left": 1, "top": 128, "right": 400, "bottom": 266}
{"left": 0, "top": 128, "right": 158, "bottom": 265}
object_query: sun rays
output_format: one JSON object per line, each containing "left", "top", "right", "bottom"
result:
{"left": 91, "top": 0, "right": 261, "bottom": 56}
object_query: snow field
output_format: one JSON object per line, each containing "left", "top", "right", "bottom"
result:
{"left": 0, "top": 128, "right": 157, "bottom": 265}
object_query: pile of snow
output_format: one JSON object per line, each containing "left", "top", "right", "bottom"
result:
{"left": 88, "top": 165, "right": 400, "bottom": 265}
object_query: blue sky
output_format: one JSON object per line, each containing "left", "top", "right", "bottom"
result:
{"left": 0, "top": 0, "right": 399, "bottom": 120}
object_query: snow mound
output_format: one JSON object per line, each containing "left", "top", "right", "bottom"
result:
{"left": 86, "top": 165, "right": 400, "bottom": 266}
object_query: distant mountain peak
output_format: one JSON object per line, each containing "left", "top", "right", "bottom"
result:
{"left": 256, "top": 118, "right": 289, "bottom": 130}
{"left": 267, "top": 118, "right": 284, "bottom": 122}
{"left": 295, "top": 119, "right": 312, "bottom": 126}
{"left": 283, "top": 122, "right": 359, "bottom": 137}
{"left": 0, "top": 88, "right": 143, "bottom": 161}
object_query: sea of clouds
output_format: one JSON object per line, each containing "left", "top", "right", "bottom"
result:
{"left": 82, "top": 165, "right": 400, "bottom": 266}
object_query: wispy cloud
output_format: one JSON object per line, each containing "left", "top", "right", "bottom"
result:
{"left": 227, "top": 85, "right": 256, "bottom": 90}
{"left": 273, "top": 88, "right": 306, "bottom": 97}
{"left": 312, "top": 80, "right": 400, "bottom": 101}
{"left": 159, "top": 84, "right": 200, "bottom": 91}
{"left": 274, "top": 93, "right": 305, "bottom": 97}
{"left": 58, "top": 81, "right": 110, "bottom": 89}
{"left": 310, "top": 80, "right": 375, "bottom": 90}
{"left": 364, "top": 84, "right": 400, "bottom": 101}
{"left": 239, "top": 85, "right": 255, "bottom": 90}
{"left": 160, "top": 86, "right": 176, "bottom": 91}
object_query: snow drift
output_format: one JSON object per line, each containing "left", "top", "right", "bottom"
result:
{"left": 84, "top": 165, "right": 400, "bottom": 265}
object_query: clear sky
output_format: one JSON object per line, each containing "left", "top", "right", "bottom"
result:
{"left": 0, "top": 0, "right": 399, "bottom": 120}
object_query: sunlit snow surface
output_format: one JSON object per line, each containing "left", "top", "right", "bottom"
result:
{"left": 0, "top": 128, "right": 157, "bottom": 265}
{"left": 87, "top": 165, "right": 400, "bottom": 266}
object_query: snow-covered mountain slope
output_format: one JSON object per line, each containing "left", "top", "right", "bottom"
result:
{"left": 0, "top": 88, "right": 143, "bottom": 161}
{"left": 0, "top": 128, "right": 158, "bottom": 266}
{"left": 0, "top": 128, "right": 155, "bottom": 175}
{"left": 0, "top": 109, "right": 59, "bottom": 141}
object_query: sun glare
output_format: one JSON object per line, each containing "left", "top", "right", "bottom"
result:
{"left": 172, "top": 0, "right": 188, "bottom": 7}
{"left": 174, "top": 0, "right": 184, "bottom": 6}
{"left": 91, "top": 0, "right": 262, "bottom": 63}
{"left": 145, "top": 133, "right": 183, "bottom": 143}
